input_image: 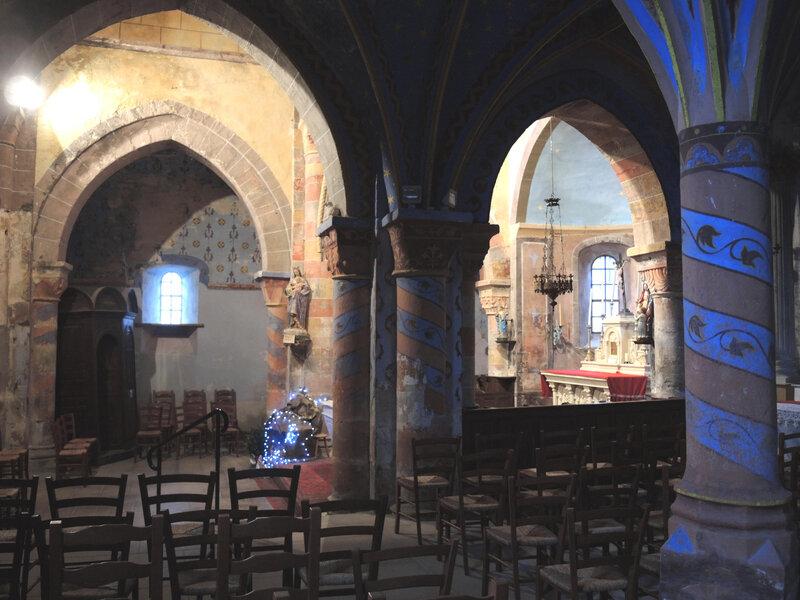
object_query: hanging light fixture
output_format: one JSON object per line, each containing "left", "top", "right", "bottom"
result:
{"left": 532, "top": 118, "right": 573, "bottom": 307}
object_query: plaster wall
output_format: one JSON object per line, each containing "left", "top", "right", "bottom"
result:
{"left": 135, "top": 285, "right": 269, "bottom": 432}
{"left": 36, "top": 42, "right": 295, "bottom": 200}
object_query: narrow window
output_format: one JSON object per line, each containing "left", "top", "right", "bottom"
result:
{"left": 590, "top": 255, "right": 619, "bottom": 334}
{"left": 160, "top": 272, "right": 183, "bottom": 324}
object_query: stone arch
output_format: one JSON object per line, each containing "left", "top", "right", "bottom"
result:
{"left": 510, "top": 102, "right": 671, "bottom": 248}
{"left": 6, "top": 0, "right": 348, "bottom": 215}
{"left": 33, "top": 101, "right": 291, "bottom": 273}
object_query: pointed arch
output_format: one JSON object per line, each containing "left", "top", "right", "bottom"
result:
{"left": 33, "top": 101, "right": 290, "bottom": 272}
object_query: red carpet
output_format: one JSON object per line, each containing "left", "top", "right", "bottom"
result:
{"left": 254, "top": 457, "right": 333, "bottom": 511}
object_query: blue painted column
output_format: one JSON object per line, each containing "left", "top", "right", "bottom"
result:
{"left": 660, "top": 123, "right": 798, "bottom": 599}
{"left": 383, "top": 210, "right": 472, "bottom": 478}
{"left": 319, "top": 217, "right": 373, "bottom": 499}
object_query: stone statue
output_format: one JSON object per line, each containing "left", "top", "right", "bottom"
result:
{"left": 616, "top": 256, "right": 629, "bottom": 313}
{"left": 635, "top": 282, "right": 654, "bottom": 343}
{"left": 495, "top": 312, "right": 509, "bottom": 339}
{"left": 284, "top": 266, "right": 312, "bottom": 330}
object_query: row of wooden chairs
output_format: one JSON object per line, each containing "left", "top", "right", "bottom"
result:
{"left": 135, "top": 389, "right": 240, "bottom": 462}
{"left": 50, "top": 413, "right": 98, "bottom": 479}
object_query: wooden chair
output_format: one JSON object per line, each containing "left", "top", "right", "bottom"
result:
{"left": 588, "top": 424, "right": 635, "bottom": 470}
{"left": 368, "top": 580, "right": 509, "bottom": 600}
{"left": 138, "top": 472, "right": 217, "bottom": 533}
{"left": 0, "top": 478, "right": 39, "bottom": 600}
{"left": 0, "top": 430, "right": 29, "bottom": 479}
{"left": 520, "top": 428, "right": 585, "bottom": 486}
{"left": 50, "top": 419, "right": 90, "bottom": 479}
{"left": 536, "top": 504, "right": 649, "bottom": 600}
{"left": 153, "top": 390, "right": 178, "bottom": 443}
{"left": 212, "top": 390, "right": 240, "bottom": 456}
{"left": 163, "top": 508, "right": 253, "bottom": 600}
{"left": 779, "top": 431, "right": 800, "bottom": 486}
{"left": 48, "top": 513, "right": 164, "bottom": 600}
{"left": 351, "top": 540, "right": 458, "bottom": 600}
{"left": 135, "top": 403, "right": 164, "bottom": 462}
{"left": 215, "top": 508, "right": 321, "bottom": 600}
{"left": 0, "top": 513, "right": 45, "bottom": 600}
{"left": 228, "top": 466, "right": 301, "bottom": 518}
{"left": 45, "top": 474, "right": 127, "bottom": 520}
{"left": 298, "top": 496, "right": 388, "bottom": 597}
{"left": 228, "top": 466, "right": 302, "bottom": 586}
{"left": 437, "top": 448, "right": 514, "bottom": 575}
{"left": 59, "top": 413, "right": 98, "bottom": 466}
{"left": 178, "top": 400, "right": 209, "bottom": 458}
{"left": 395, "top": 436, "right": 461, "bottom": 545}
{"left": 482, "top": 475, "right": 575, "bottom": 599}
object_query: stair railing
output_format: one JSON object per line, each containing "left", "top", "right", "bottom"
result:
{"left": 146, "top": 407, "right": 230, "bottom": 514}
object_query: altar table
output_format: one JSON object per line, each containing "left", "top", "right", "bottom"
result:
{"left": 540, "top": 369, "right": 648, "bottom": 405}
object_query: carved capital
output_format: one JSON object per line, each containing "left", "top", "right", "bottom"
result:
{"left": 385, "top": 217, "right": 467, "bottom": 276}
{"left": 319, "top": 218, "right": 373, "bottom": 278}
{"left": 628, "top": 242, "right": 682, "bottom": 294}
{"left": 33, "top": 262, "right": 72, "bottom": 302}
{"left": 253, "top": 271, "right": 290, "bottom": 307}
{"left": 476, "top": 279, "right": 511, "bottom": 315}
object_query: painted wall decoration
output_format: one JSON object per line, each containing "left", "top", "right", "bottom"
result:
{"left": 66, "top": 150, "right": 262, "bottom": 285}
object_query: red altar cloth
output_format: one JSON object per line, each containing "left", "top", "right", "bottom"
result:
{"left": 540, "top": 369, "right": 647, "bottom": 402}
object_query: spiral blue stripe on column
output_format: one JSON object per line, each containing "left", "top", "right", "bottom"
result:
{"left": 681, "top": 208, "right": 771, "bottom": 283}
{"left": 334, "top": 307, "right": 367, "bottom": 341}
{"left": 335, "top": 350, "right": 361, "bottom": 378}
{"left": 397, "top": 307, "right": 445, "bottom": 351}
{"left": 684, "top": 299, "right": 773, "bottom": 380}
{"left": 687, "top": 391, "right": 778, "bottom": 483}
{"left": 424, "top": 364, "right": 445, "bottom": 394}
{"left": 721, "top": 166, "right": 768, "bottom": 189}
{"left": 397, "top": 276, "right": 444, "bottom": 305}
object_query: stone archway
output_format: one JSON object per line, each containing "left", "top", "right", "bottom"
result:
{"left": 27, "top": 101, "right": 293, "bottom": 463}
{"left": 33, "top": 100, "right": 290, "bottom": 270}
{"left": 3, "top": 0, "right": 348, "bottom": 215}
{"left": 510, "top": 103, "right": 671, "bottom": 248}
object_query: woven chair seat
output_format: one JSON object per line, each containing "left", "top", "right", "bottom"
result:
{"left": 539, "top": 563, "right": 628, "bottom": 593}
{"left": 439, "top": 494, "right": 499, "bottom": 514}
{"left": 397, "top": 474, "right": 451, "bottom": 490}
{"left": 485, "top": 523, "right": 557, "bottom": 547}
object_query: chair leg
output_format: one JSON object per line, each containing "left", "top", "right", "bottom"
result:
{"left": 413, "top": 486, "right": 423, "bottom": 545}
{"left": 481, "top": 536, "right": 490, "bottom": 596}
{"left": 394, "top": 483, "right": 402, "bottom": 534}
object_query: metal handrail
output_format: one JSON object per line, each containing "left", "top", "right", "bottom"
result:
{"left": 146, "top": 407, "right": 230, "bottom": 514}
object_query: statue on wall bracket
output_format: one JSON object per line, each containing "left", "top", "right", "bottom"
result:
{"left": 633, "top": 281, "right": 654, "bottom": 345}
{"left": 283, "top": 266, "right": 312, "bottom": 360}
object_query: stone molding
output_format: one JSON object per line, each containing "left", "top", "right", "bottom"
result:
{"left": 385, "top": 217, "right": 466, "bottom": 277}
{"left": 628, "top": 241, "right": 682, "bottom": 294}
{"left": 318, "top": 217, "right": 373, "bottom": 279}
{"left": 462, "top": 223, "right": 500, "bottom": 278}
{"left": 476, "top": 279, "right": 511, "bottom": 315}
{"left": 254, "top": 271, "right": 290, "bottom": 307}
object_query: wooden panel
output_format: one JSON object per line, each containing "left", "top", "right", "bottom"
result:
{"left": 462, "top": 399, "right": 685, "bottom": 469}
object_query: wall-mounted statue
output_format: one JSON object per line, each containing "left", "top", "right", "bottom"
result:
{"left": 634, "top": 282, "right": 654, "bottom": 344}
{"left": 285, "top": 266, "right": 312, "bottom": 331}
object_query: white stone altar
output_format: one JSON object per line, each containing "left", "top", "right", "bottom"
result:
{"left": 543, "top": 371, "right": 613, "bottom": 405}
{"left": 581, "top": 312, "right": 651, "bottom": 377}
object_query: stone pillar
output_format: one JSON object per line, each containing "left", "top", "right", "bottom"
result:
{"left": 384, "top": 212, "right": 468, "bottom": 478}
{"left": 319, "top": 217, "right": 373, "bottom": 499}
{"left": 28, "top": 262, "right": 71, "bottom": 468}
{"left": 628, "top": 242, "right": 684, "bottom": 399}
{"left": 771, "top": 174, "right": 798, "bottom": 381}
{"left": 476, "top": 280, "right": 511, "bottom": 376}
{"left": 661, "top": 122, "right": 797, "bottom": 599}
{"left": 254, "top": 272, "right": 290, "bottom": 415}
{"left": 461, "top": 225, "right": 499, "bottom": 408}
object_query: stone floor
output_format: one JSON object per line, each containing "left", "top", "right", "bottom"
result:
{"left": 26, "top": 452, "right": 548, "bottom": 599}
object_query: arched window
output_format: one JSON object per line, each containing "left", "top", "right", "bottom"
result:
{"left": 590, "top": 255, "right": 618, "bottom": 334}
{"left": 160, "top": 272, "right": 183, "bottom": 324}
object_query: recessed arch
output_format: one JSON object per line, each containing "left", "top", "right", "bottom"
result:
{"left": 33, "top": 101, "right": 291, "bottom": 273}
{"left": 6, "top": 1, "right": 349, "bottom": 215}
{"left": 509, "top": 102, "right": 671, "bottom": 248}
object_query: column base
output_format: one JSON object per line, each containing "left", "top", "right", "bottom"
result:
{"left": 660, "top": 493, "right": 798, "bottom": 599}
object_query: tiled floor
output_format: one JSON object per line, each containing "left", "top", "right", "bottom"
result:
{"left": 26, "top": 452, "right": 531, "bottom": 599}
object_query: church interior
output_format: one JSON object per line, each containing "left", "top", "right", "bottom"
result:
{"left": 2, "top": 1, "right": 800, "bottom": 598}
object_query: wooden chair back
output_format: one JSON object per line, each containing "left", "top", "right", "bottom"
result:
{"left": 228, "top": 466, "right": 301, "bottom": 518}
{"left": 0, "top": 476, "right": 38, "bottom": 514}
{"left": 351, "top": 540, "right": 458, "bottom": 600}
{"left": 184, "top": 389, "right": 207, "bottom": 407}
{"left": 0, "top": 513, "right": 44, "bottom": 600}
{"left": 216, "top": 508, "right": 321, "bottom": 600}
{"left": 411, "top": 437, "right": 461, "bottom": 486}
{"left": 48, "top": 513, "right": 163, "bottom": 600}
{"left": 576, "top": 463, "right": 641, "bottom": 511}
{"left": 589, "top": 424, "right": 635, "bottom": 468}
{"left": 45, "top": 474, "right": 127, "bottom": 519}
{"left": 536, "top": 427, "right": 585, "bottom": 476}
{"left": 300, "top": 496, "right": 388, "bottom": 596}
{"left": 474, "top": 432, "right": 523, "bottom": 474}
{"left": 138, "top": 472, "right": 216, "bottom": 525}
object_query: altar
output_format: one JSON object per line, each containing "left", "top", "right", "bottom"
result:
{"left": 541, "top": 311, "right": 650, "bottom": 405}
{"left": 541, "top": 369, "right": 648, "bottom": 404}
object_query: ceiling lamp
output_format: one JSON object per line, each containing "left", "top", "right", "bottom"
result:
{"left": 532, "top": 118, "right": 573, "bottom": 307}
{"left": 4, "top": 75, "right": 44, "bottom": 110}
